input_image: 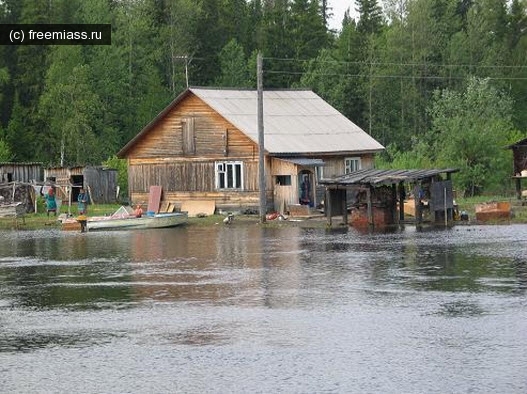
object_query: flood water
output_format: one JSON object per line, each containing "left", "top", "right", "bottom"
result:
{"left": 0, "top": 223, "right": 526, "bottom": 393}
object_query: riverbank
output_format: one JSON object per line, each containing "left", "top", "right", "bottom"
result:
{"left": 1, "top": 197, "right": 527, "bottom": 231}
{"left": 0, "top": 211, "right": 331, "bottom": 231}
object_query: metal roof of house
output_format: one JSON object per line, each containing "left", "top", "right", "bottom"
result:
{"left": 118, "top": 87, "right": 385, "bottom": 158}
{"left": 190, "top": 88, "right": 384, "bottom": 155}
{"left": 319, "top": 168, "right": 459, "bottom": 187}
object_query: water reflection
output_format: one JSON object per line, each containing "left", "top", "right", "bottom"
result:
{"left": 0, "top": 224, "right": 526, "bottom": 393}
{"left": 1, "top": 225, "right": 526, "bottom": 310}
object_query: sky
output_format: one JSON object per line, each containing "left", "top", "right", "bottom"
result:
{"left": 327, "top": 0, "right": 358, "bottom": 31}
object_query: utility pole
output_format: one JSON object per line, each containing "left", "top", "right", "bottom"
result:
{"left": 257, "top": 52, "right": 266, "bottom": 223}
{"left": 174, "top": 55, "right": 190, "bottom": 87}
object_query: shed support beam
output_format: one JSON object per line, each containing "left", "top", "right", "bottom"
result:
{"left": 391, "top": 183, "right": 397, "bottom": 224}
{"left": 515, "top": 178, "right": 522, "bottom": 200}
{"left": 398, "top": 182, "right": 405, "bottom": 223}
{"left": 325, "top": 187, "right": 332, "bottom": 227}
{"left": 366, "top": 186, "right": 373, "bottom": 228}
{"left": 342, "top": 189, "right": 347, "bottom": 225}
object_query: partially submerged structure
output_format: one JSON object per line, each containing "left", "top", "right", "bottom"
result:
{"left": 117, "top": 87, "right": 384, "bottom": 215}
{"left": 320, "top": 168, "right": 459, "bottom": 227}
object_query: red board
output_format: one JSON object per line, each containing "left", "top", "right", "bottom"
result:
{"left": 147, "top": 186, "right": 162, "bottom": 214}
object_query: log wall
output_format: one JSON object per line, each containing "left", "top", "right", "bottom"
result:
{"left": 131, "top": 95, "right": 257, "bottom": 160}
{"left": 0, "top": 163, "right": 43, "bottom": 183}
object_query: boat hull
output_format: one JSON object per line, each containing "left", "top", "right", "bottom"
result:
{"left": 86, "top": 212, "right": 188, "bottom": 231}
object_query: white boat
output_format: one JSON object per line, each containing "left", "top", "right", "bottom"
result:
{"left": 85, "top": 212, "right": 188, "bottom": 231}
{"left": 61, "top": 206, "right": 188, "bottom": 231}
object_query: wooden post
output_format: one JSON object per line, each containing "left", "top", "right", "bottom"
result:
{"left": 366, "top": 186, "right": 373, "bottom": 228}
{"left": 342, "top": 189, "right": 348, "bottom": 225}
{"left": 68, "top": 185, "right": 72, "bottom": 216}
{"left": 326, "top": 187, "right": 332, "bottom": 227}
{"left": 414, "top": 184, "right": 422, "bottom": 224}
{"left": 391, "top": 183, "right": 397, "bottom": 224}
{"left": 257, "top": 52, "right": 266, "bottom": 223}
{"left": 444, "top": 187, "right": 447, "bottom": 226}
{"left": 398, "top": 182, "right": 405, "bottom": 222}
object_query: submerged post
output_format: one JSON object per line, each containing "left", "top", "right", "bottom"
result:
{"left": 257, "top": 52, "right": 266, "bottom": 223}
{"left": 444, "top": 187, "right": 448, "bottom": 226}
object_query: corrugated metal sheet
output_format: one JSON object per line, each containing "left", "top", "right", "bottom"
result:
{"left": 320, "top": 168, "right": 459, "bottom": 186}
{"left": 280, "top": 157, "right": 325, "bottom": 166}
{"left": 190, "top": 88, "right": 385, "bottom": 155}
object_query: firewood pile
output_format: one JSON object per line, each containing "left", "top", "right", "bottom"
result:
{"left": 0, "top": 182, "right": 37, "bottom": 214}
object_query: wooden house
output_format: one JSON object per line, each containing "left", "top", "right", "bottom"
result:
{"left": 507, "top": 138, "right": 527, "bottom": 201}
{"left": 117, "top": 87, "right": 385, "bottom": 215}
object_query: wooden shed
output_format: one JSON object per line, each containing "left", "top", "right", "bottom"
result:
{"left": 117, "top": 87, "right": 384, "bottom": 215}
{"left": 44, "top": 166, "right": 118, "bottom": 205}
{"left": 320, "top": 168, "right": 459, "bottom": 228}
{"left": 507, "top": 138, "right": 527, "bottom": 201}
{"left": 0, "top": 162, "right": 43, "bottom": 183}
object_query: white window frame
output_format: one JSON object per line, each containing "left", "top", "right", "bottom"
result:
{"left": 344, "top": 157, "right": 361, "bottom": 174}
{"left": 215, "top": 161, "right": 244, "bottom": 190}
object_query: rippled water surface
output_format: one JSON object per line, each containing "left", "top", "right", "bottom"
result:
{"left": 0, "top": 224, "right": 526, "bottom": 393}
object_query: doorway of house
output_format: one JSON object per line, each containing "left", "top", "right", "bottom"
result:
{"left": 298, "top": 170, "right": 315, "bottom": 207}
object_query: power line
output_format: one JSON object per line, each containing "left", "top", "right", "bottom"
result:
{"left": 264, "top": 70, "right": 527, "bottom": 81}
{"left": 263, "top": 56, "right": 527, "bottom": 70}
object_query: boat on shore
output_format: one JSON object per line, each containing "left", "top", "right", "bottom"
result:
{"left": 61, "top": 206, "right": 188, "bottom": 231}
{"left": 86, "top": 212, "right": 188, "bottom": 231}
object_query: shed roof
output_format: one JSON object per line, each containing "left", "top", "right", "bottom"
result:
{"left": 118, "top": 87, "right": 385, "bottom": 157}
{"left": 0, "top": 162, "right": 43, "bottom": 166}
{"left": 319, "top": 168, "right": 459, "bottom": 187}
{"left": 506, "top": 137, "right": 527, "bottom": 149}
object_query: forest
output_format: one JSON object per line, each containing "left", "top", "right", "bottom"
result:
{"left": 0, "top": 0, "right": 526, "bottom": 196}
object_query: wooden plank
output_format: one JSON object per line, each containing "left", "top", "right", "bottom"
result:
{"left": 181, "top": 200, "right": 215, "bottom": 217}
{"left": 366, "top": 187, "right": 373, "bottom": 227}
{"left": 147, "top": 186, "right": 162, "bottom": 213}
{"left": 159, "top": 201, "right": 170, "bottom": 213}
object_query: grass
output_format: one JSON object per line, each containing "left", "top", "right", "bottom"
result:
{"left": 0, "top": 203, "right": 123, "bottom": 230}
{"left": 455, "top": 195, "right": 525, "bottom": 217}
{"left": 0, "top": 203, "right": 263, "bottom": 231}
{"left": 2, "top": 196, "right": 526, "bottom": 231}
